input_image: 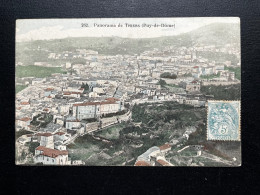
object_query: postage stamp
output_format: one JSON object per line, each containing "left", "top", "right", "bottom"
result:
{"left": 207, "top": 101, "right": 241, "bottom": 141}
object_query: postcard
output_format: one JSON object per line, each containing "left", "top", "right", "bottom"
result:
{"left": 15, "top": 18, "right": 241, "bottom": 166}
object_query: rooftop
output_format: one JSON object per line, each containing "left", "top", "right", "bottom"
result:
{"left": 73, "top": 98, "right": 119, "bottom": 107}
{"left": 159, "top": 144, "right": 171, "bottom": 151}
{"left": 55, "top": 132, "right": 65, "bottom": 136}
{"left": 134, "top": 160, "right": 151, "bottom": 166}
{"left": 137, "top": 146, "right": 160, "bottom": 162}
{"left": 19, "top": 117, "right": 31, "bottom": 122}
{"left": 35, "top": 146, "right": 68, "bottom": 158}
{"left": 35, "top": 132, "right": 53, "bottom": 137}
{"left": 45, "top": 88, "right": 54, "bottom": 91}
{"left": 157, "top": 159, "right": 170, "bottom": 166}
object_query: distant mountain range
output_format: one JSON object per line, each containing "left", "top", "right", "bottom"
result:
{"left": 16, "top": 23, "right": 240, "bottom": 56}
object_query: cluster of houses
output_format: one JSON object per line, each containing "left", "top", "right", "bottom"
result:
{"left": 16, "top": 42, "right": 240, "bottom": 165}
{"left": 33, "top": 132, "right": 71, "bottom": 165}
{"left": 48, "top": 49, "right": 98, "bottom": 60}
{"left": 18, "top": 131, "right": 71, "bottom": 165}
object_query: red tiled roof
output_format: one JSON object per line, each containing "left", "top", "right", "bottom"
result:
{"left": 19, "top": 117, "right": 31, "bottom": 122}
{"left": 35, "top": 133, "right": 53, "bottom": 137}
{"left": 63, "top": 91, "right": 81, "bottom": 95}
{"left": 106, "top": 97, "right": 120, "bottom": 102}
{"left": 45, "top": 88, "right": 54, "bottom": 91}
{"left": 21, "top": 102, "right": 29, "bottom": 105}
{"left": 159, "top": 144, "right": 171, "bottom": 151}
{"left": 157, "top": 159, "right": 170, "bottom": 166}
{"left": 63, "top": 92, "right": 71, "bottom": 95}
{"left": 193, "top": 66, "right": 199, "bottom": 68}
{"left": 36, "top": 146, "right": 68, "bottom": 158}
{"left": 73, "top": 102, "right": 98, "bottom": 106}
{"left": 73, "top": 100, "right": 118, "bottom": 107}
{"left": 55, "top": 132, "right": 65, "bottom": 136}
{"left": 43, "top": 108, "right": 49, "bottom": 111}
{"left": 134, "top": 161, "right": 151, "bottom": 166}
{"left": 66, "top": 119, "right": 80, "bottom": 122}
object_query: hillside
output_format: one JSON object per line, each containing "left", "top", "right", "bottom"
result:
{"left": 188, "top": 23, "right": 240, "bottom": 46}
{"left": 16, "top": 23, "right": 240, "bottom": 63}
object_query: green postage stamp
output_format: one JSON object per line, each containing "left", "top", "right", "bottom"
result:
{"left": 207, "top": 101, "right": 240, "bottom": 141}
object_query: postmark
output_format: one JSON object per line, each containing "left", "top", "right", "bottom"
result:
{"left": 207, "top": 101, "right": 240, "bottom": 141}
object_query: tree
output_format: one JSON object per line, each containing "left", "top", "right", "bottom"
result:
{"left": 81, "top": 83, "right": 89, "bottom": 93}
{"left": 200, "top": 84, "right": 241, "bottom": 100}
{"left": 29, "top": 142, "right": 40, "bottom": 154}
{"left": 158, "top": 79, "right": 166, "bottom": 86}
{"left": 21, "top": 150, "right": 26, "bottom": 161}
{"left": 160, "top": 72, "right": 177, "bottom": 79}
{"left": 160, "top": 72, "right": 171, "bottom": 78}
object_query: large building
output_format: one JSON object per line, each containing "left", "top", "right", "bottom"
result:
{"left": 72, "top": 98, "right": 124, "bottom": 120}
{"left": 34, "top": 146, "right": 70, "bottom": 165}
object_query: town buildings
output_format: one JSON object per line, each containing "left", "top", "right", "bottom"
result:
{"left": 72, "top": 98, "right": 123, "bottom": 120}
{"left": 16, "top": 41, "right": 240, "bottom": 166}
{"left": 34, "top": 146, "right": 70, "bottom": 165}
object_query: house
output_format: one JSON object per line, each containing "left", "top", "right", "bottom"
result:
{"left": 20, "top": 101, "right": 30, "bottom": 108}
{"left": 135, "top": 146, "right": 173, "bottom": 166}
{"left": 186, "top": 81, "right": 200, "bottom": 92}
{"left": 55, "top": 117, "right": 64, "bottom": 126}
{"left": 159, "top": 144, "right": 171, "bottom": 154}
{"left": 136, "top": 146, "right": 161, "bottom": 166}
{"left": 54, "top": 132, "right": 66, "bottom": 142}
{"left": 44, "top": 88, "right": 54, "bottom": 97}
{"left": 58, "top": 104, "right": 70, "bottom": 116}
{"left": 215, "top": 64, "right": 225, "bottom": 72}
{"left": 34, "top": 146, "right": 70, "bottom": 165}
{"left": 65, "top": 62, "right": 71, "bottom": 69}
{"left": 30, "top": 135, "right": 38, "bottom": 142}
{"left": 134, "top": 160, "right": 151, "bottom": 166}
{"left": 63, "top": 91, "right": 81, "bottom": 98}
{"left": 92, "top": 87, "right": 106, "bottom": 94}
{"left": 36, "top": 133, "right": 54, "bottom": 149}
{"left": 67, "top": 83, "right": 82, "bottom": 91}
{"left": 17, "top": 117, "right": 31, "bottom": 130}
{"left": 155, "top": 157, "right": 173, "bottom": 166}
{"left": 189, "top": 145, "right": 204, "bottom": 156}
{"left": 18, "top": 135, "right": 31, "bottom": 145}
{"left": 89, "top": 91, "right": 99, "bottom": 98}
{"left": 65, "top": 117, "right": 81, "bottom": 130}
{"left": 54, "top": 141, "right": 66, "bottom": 151}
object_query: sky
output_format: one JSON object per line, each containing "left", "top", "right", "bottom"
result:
{"left": 16, "top": 17, "right": 240, "bottom": 42}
